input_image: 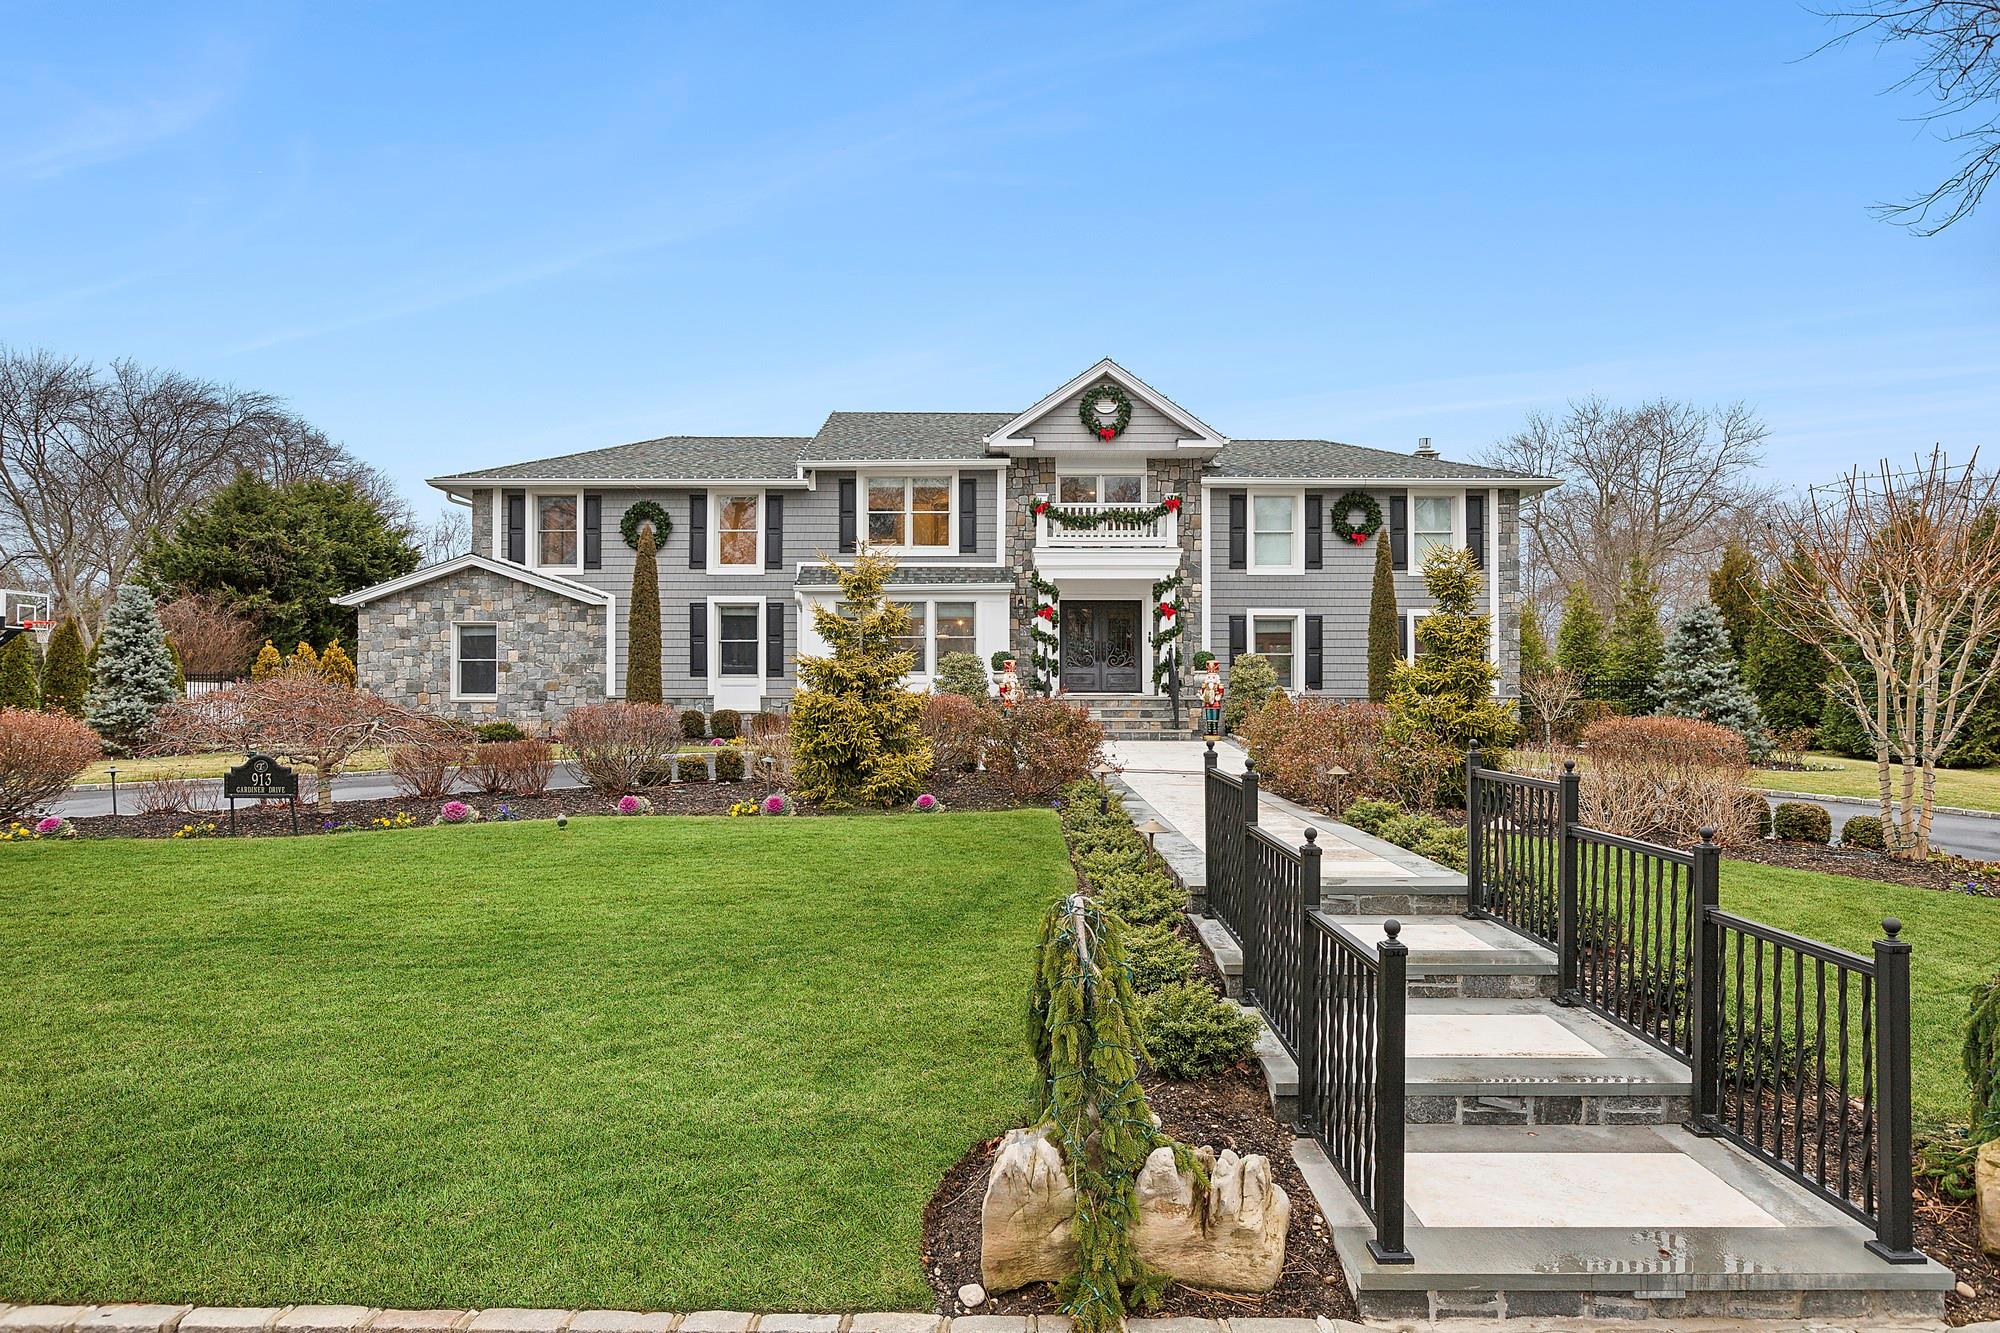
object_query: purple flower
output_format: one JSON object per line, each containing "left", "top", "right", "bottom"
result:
{"left": 618, "top": 795, "right": 640, "bottom": 814}
{"left": 439, "top": 801, "right": 472, "bottom": 823}
{"left": 762, "top": 794, "right": 787, "bottom": 814}
{"left": 34, "top": 816, "right": 64, "bottom": 835}
{"left": 913, "top": 793, "right": 938, "bottom": 812}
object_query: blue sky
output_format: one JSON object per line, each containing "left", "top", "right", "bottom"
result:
{"left": 3, "top": 1, "right": 1995, "bottom": 516}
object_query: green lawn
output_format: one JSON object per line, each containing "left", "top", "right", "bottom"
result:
{"left": 1753, "top": 751, "right": 2000, "bottom": 814}
{"left": 0, "top": 812, "right": 1070, "bottom": 1310}
{"left": 1721, "top": 859, "right": 2000, "bottom": 1127}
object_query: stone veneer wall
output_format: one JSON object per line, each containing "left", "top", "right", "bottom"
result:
{"left": 1497, "top": 488, "right": 1521, "bottom": 697}
{"left": 1003, "top": 457, "right": 1205, "bottom": 695}
{"left": 355, "top": 567, "right": 608, "bottom": 722}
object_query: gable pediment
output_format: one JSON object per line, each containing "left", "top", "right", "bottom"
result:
{"left": 985, "top": 359, "right": 1227, "bottom": 455}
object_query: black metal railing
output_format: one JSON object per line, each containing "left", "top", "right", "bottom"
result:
{"left": 1202, "top": 741, "right": 1411, "bottom": 1262}
{"left": 1467, "top": 749, "right": 1924, "bottom": 1262}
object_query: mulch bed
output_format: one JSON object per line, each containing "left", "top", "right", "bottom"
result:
{"left": 1733, "top": 838, "right": 2000, "bottom": 897}
{"left": 921, "top": 1064, "right": 1353, "bottom": 1320}
{"left": 64, "top": 770, "right": 1035, "bottom": 839}
{"left": 1920, "top": 1175, "right": 2000, "bottom": 1325}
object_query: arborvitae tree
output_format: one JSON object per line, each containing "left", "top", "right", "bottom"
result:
{"left": 319, "top": 639, "right": 357, "bottom": 687}
{"left": 625, "top": 524, "right": 662, "bottom": 703}
{"left": 1519, "top": 599, "right": 1554, "bottom": 679}
{"left": 1605, "top": 556, "right": 1665, "bottom": 713}
{"left": 789, "top": 551, "right": 932, "bottom": 807}
{"left": 165, "top": 636, "right": 186, "bottom": 694}
{"left": 0, "top": 632, "right": 40, "bottom": 709}
{"left": 1744, "top": 570, "right": 1829, "bottom": 734}
{"left": 1660, "top": 601, "right": 1768, "bottom": 758}
{"left": 1366, "top": 530, "right": 1399, "bottom": 702}
{"left": 1222, "top": 652, "right": 1278, "bottom": 731}
{"left": 1383, "top": 547, "right": 1519, "bottom": 771}
{"left": 252, "top": 640, "right": 284, "bottom": 679}
{"left": 85, "top": 583, "right": 178, "bottom": 753}
{"left": 40, "top": 616, "right": 89, "bottom": 718}
{"left": 1708, "top": 540, "right": 1762, "bottom": 663}
{"left": 1554, "top": 582, "right": 1606, "bottom": 684}
{"left": 288, "top": 640, "right": 320, "bottom": 673}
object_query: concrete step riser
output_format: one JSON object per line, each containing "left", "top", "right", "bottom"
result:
{"left": 1319, "top": 890, "right": 1468, "bottom": 916}
{"left": 1410, "top": 1091, "right": 1691, "bottom": 1127}
{"left": 1356, "top": 1289, "right": 1943, "bottom": 1323}
{"left": 1409, "top": 971, "right": 1561, "bottom": 1000}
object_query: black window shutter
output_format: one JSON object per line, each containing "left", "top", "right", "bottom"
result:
{"left": 1306, "top": 614, "right": 1323, "bottom": 689}
{"left": 838, "top": 477, "right": 857, "bottom": 553}
{"left": 689, "top": 602, "right": 707, "bottom": 677}
{"left": 765, "top": 600, "right": 784, "bottom": 679}
{"left": 583, "top": 495, "right": 602, "bottom": 570}
{"left": 765, "top": 494, "right": 784, "bottom": 571}
{"left": 689, "top": 495, "right": 707, "bottom": 570}
{"left": 1305, "top": 492, "right": 1323, "bottom": 570}
{"left": 505, "top": 491, "right": 526, "bottom": 563}
{"left": 959, "top": 474, "right": 978, "bottom": 553}
{"left": 1390, "top": 493, "right": 1408, "bottom": 572}
{"left": 1227, "top": 614, "right": 1246, "bottom": 663}
{"left": 1467, "top": 492, "right": 1487, "bottom": 569}
{"left": 1227, "top": 493, "right": 1247, "bottom": 570}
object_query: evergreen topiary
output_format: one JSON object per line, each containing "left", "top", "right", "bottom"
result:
{"left": 681, "top": 709, "right": 707, "bottom": 740}
{"left": 1841, "top": 814, "right": 1887, "bottom": 850}
{"left": 1605, "top": 557, "right": 1665, "bottom": 713}
{"left": 1772, "top": 801, "right": 1832, "bottom": 844}
{"left": 164, "top": 636, "right": 186, "bottom": 693}
{"left": 789, "top": 552, "right": 932, "bottom": 807}
{"left": 1659, "top": 602, "right": 1768, "bottom": 759}
{"left": 933, "top": 650, "right": 988, "bottom": 700}
{"left": 0, "top": 632, "right": 40, "bottom": 709}
{"left": 625, "top": 524, "right": 663, "bottom": 703}
{"left": 1708, "top": 541, "right": 1762, "bottom": 663}
{"left": 1367, "top": 531, "right": 1398, "bottom": 702}
{"left": 1222, "top": 653, "right": 1277, "bottom": 731}
{"left": 1554, "top": 582, "right": 1606, "bottom": 684}
{"left": 1519, "top": 599, "right": 1554, "bottom": 680}
{"left": 84, "top": 583, "right": 178, "bottom": 754}
{"left": 318, "top": 639, "right": 355, "bottom": 687}
{"left": 40, "top": 616, "right": 88, "bottom": 718}
{"left": 251, "top": 640, "right": 284, "bottom": 679}
{"left": 1383, "top": 547, "right": 1519, "bottom": 792}
{"left": 710, "top": 708, "right": 741, "bottom": 740}
{"left": 713, "top": 748, "right": 745, "bottom": 782}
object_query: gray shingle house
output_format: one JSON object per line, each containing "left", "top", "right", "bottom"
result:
{"left": 335, "top": 360, "right": 1557, "bottom": 724}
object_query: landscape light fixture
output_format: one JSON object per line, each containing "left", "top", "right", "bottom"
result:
{"left": 1136, "top": 816, "right": 1167, "bottom": 853}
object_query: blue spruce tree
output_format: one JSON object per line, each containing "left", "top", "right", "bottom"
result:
{"left": 1659, "top": 600, "right": 1769, "bottom": 760}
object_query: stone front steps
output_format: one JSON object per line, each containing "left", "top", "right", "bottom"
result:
{"left": 1075, "top": 696, "right": 1191, "bottom": 739}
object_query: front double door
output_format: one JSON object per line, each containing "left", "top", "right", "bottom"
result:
{"left": 1060, "top": 600, "right": 1142, "bottom": 692}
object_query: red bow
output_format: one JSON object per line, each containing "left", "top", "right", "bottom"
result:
{"left": 1037, "top": 605, "right": 1054, "bottom": 621}
{"left": 1098, "top": 426, "right": 1115, "bottom": 440}
{"left": 1164, "top": 496, "right": 1181, "bottom": 512}
{"left": 1034, "top": 501, "right": 1048, "bottom": 515}
{"left": 1159, "top": 602, "right": 1176, "bottom": 618}
{"left": 1349, "top": 531, "right": 1368, "bottom": 544}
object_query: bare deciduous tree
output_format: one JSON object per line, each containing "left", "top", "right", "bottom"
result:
{"left": 1519, "top": 667, "right": 1586, "bottom": 748}
{"left": 156, "top": 591, "right": 262, "bottom": 679}
{"left": 1483, "top": 397, "right": 1774, "bottom": 613}
{"left": 420, "top": 504, "right": 472, "bottom": 566}
{"left": 1770, "top": 448, "right": 2000, "bottom": 858}
{"left": 1814, "top": 2, "right": 2000, "bottom": 235}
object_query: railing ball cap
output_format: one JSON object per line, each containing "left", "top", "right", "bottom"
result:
{"left": 1882, "top": 916, "right": 1903, "bottom": 938}
{"left": 1204, "top": 738, "right": 1215, "bottom": 754}
{"left": 1562, "top": 759, "right": 1576, "bottom": 773}
{"left": 1699, "top": 826, "right": 1717, "bottom": 844}
{"left": 1383, "top": 918, "right": 1402, "bottom": 939}
{"left": 1304, "top": 827, "right": 1318, "bottom": 844}
{"left": 1243, "top": 756, "right": 1255, "bottom": 773}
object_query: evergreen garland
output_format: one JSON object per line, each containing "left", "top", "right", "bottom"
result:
{"left": 1029, "top": 893, "right": 1193, "bottom": 1332}
{"left": 1150, "top": 572, "right": 1185, "bottom": 691}
{"left": 1329, "top": 490, "right": 1384, "bottom": 545}
{"left": 1033, "top": 494, "right": 1181, "bottom": 530}
{"left": 620, "top": 500, "right": 673, "bottom": 549}
{"left": 1030, "top": 570, "right": 1061, "bottom": 695}
{"left": 1076, "top": 382, "right": 1134, "bottom": 440}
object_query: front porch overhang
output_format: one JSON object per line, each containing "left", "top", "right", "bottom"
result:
{"left": 1032, "top": 547, "right": 1183, "bottom": 584}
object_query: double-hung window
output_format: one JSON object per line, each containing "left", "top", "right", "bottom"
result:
{"left": 454, "top": 624, "right": 498, "bottom": 698}
{"left": 717, "top": 494, "right": 759, "bottom": 567}
{"left": 890, "top": 601, "right": 928, "bottom": 666}
{"left": 1252, "top": 614, "right": 1298, "bottom": 689}
{"left": 933, "top": 602, "right": 976, "bottom": 663}
{"left": 867, "top": 475, "right": 952, "bottom": 549}
{"left": 1250, "top": 493, "right": 1299, "bottom": 570}
{"left": 718, "top": 605, "right": 761, "bottom": 676}
{"left": 537, "top": 495, "right": 578, "bottom": 567}
{"left": 1412, "top": 495, "right": 1456, "bottom": 566}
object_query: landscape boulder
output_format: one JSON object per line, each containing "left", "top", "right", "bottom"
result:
{"left": 1979, "top": 1138, "right": 2000, "bottom": 1257}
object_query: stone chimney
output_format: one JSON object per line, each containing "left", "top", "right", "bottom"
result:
{"left": 1414, "top": 436, "right": 1440, "bottom": 459}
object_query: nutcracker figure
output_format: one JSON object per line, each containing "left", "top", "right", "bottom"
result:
{"left": 1199, "top": 659, "right": 1225, "bottom": 739}
{"left": 996, "top": 657, "right": 1020, "bottom": 711}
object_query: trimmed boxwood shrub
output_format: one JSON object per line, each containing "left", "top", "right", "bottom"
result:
{"left": 710, "top": 708, "right": 741, "bottom": 740}
{"left": 1772, "top": 801, "right": 1832, "bottom": 844}
{"left": 681, "top": 710, "right": 707, "bottom": 740}
{"left": 1139, "top": 981, "right": 1261, "bottom": 1079}
{"left": 474, "top": 721, "right": 526, "bottom": 744}
{"left": 713, "top": 748, "right": 745, "bottom": 782}
{"left": 1841, "top": 814, "right": 1887, "bottom": 850}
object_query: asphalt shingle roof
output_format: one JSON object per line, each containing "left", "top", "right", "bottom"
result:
{"left": 1212, "top": 439, "right": 1539, "bottom": 481}
{"left": 804, "top": 411, "right": 1014, "bottom": 462}
{"left": 794, "top": 563, "right": 1013, "bottom": 588}
{"left": 436, "top": 436, "right": 809, "bottom": 483}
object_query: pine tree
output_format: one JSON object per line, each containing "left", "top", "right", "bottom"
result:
{"left": 1383, "top": 547, "right": 1519, "bottom": 792}
{"left": 319, "top": 639, "right": 357, "bottom": 687}
{"left": 0, "top": 631, "right": 40, "bottom": 709}
{"left": 789, "top": 551, "right": 932, "bottom": 807}
{"left": 1659, "top": 601, "right": 1768, "bottom": 758}
{"left": 1554, "top": 582, "right": 1606, "bottom": 684}
{"left": 1707, "top": 541, "right": 1762, "bottom": 663}
{"left": 625, "top": 523, "right": 662, "bottom": 703}
{"left": 1519, "top": 599, "right": 1554, "bottom": 679}
{"left": 288, "top": 640, "right": 320, "bottom": 673}
{"left": 1743, "top": 566, "right": 1829, "bottom": 734}
{"left": 1366, "top": 530, "right": 1399, "bottom": 702}
{"left": 40, "top": 616, "right": 88, "bottom": 718}
{"left": 85, "top": 583, "right": 178, "bottom": 753}
{"left": 252, "top": 640, "right": 284, "bottom": 679}
{"left": 1605, "top": 557, "right": 1665, "bottom": 713}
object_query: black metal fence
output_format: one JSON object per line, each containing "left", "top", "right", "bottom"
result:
{"left": 1204, "top": 745, "right": 1411, "bottom": 1262}
{"left": 1467, "top": 750, "right": 1923, "bottom": 1262}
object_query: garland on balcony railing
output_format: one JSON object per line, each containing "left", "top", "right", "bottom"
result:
{"left": 1151, "top": 571, "right": 1185, "bottom": 691}
{"left": 1029, "top": 569, "right": 1061, "bottom": 695}
{"left": 1031, "top": 494, "right": 1182, "bottom": 530}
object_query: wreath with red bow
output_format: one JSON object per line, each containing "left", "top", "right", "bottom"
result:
{"left": 1077, "top": 381, "right": 1133, "bottom": 441}
{"left": 1330, "top": 490, "right": 1384, "bottom": 546}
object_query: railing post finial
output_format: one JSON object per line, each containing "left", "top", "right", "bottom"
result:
{"left": 1304, "top": 827, "right": 1318, "bottom": 844}
{"left": 1699, "top": 826, "right": 1717, "bottom": 845}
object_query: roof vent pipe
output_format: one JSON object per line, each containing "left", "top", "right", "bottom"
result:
{"left": 1414, "top": 436, "right": 1439, "bottom": 459}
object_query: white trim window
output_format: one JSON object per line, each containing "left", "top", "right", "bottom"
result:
{"left": 1056, "top": 471, "right": 1145, "bottom": 504}
{"left": 716, "top": 603, "right": 762, "bottom": 677}
{"left": 1403, "top": 607, "right": 1432, "bottom": 663}
{"left": 883, "top": 599, "right": 980, "bottom": 677}
{"left": 1250, "top": 610, "right": 1303, "bottom": 690}
{"left": 536, "top": 492, "right": 581, "bottom": 569}
{"left": 715, "top": 492, "right": 761, "bottom": 568}
{"left": 866, "top": 473, "right": 954, "bottom": 550}
{"left": 1250, "top": 491, "right": 1302, "bottom": 573}
{"left": 1410, "top": 493, "right": 1460, "bottom": 567}
{"left": 453, "top": 623, "right": 499, "bottom": 699}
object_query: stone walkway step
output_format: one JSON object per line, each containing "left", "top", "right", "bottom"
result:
{"left": 1297, "top": 1122, "right": 1957, "bottom": 1323}
{"left": 1316, "top": 914, "right": 1558, "bottom": 999}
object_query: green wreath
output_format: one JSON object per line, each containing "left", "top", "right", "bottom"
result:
{"left": 1077, "top": 381, "right": 1133, "bottom": 441}
{"left": 1329, "top": 490, "right": 1383, "bottom": 547}
{"left": 620, "top": 500, "right": 673, "bottom": 549}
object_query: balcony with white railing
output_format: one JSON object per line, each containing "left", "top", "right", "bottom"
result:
{"left": 1035, "top": 500, "right": 1179, "bottom": 549}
